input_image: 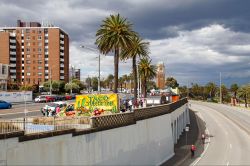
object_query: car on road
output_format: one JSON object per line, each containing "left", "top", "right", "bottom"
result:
{"left": 0, "top": 100, "right": 12, "bottom": 109}
{"left": 34, "top": 95, "right": 47, "bottom": 103}
{"left": 41, "top": 101, "right": 67, "bottom": 116}
{"left": 65, "top": 95, "right": 72, "bottom": 100}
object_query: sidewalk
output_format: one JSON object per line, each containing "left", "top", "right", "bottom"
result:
{"left": 162, "top": 109, "right": 206, "bottom": 166}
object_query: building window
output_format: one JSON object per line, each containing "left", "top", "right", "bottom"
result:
{"left": 38, "top": 78, "right": 42, "bottom": 82}
{"left": 38, "top": 48, "right": 42, "bottom": 53}
{"left": 38, "top": 72, "right": 42, "bottom": 76}
{"left": 38, "top": 29, "right": 42, "bottom": 34}
{"left": 38, "top": 36, "right": 42, "bottom": 40}
{"left": 26, "top": 48, "right": 30, "bottom": 53}
{"left": 27, "top": 66, "right": 30, "bottom": 70}
{"left": 26, "top": 42, "right": 30, "bottom": 46}
{"left": 38, "top": 66, "right": 42, "bottom": 70}
{"left": 26, "top": 60, "right": 30, "bottom": 64}
{"left": 26, "top": 36, "right": 30, "bottom": 40}
{"left": 38, "top": 42, "right": 42, "bottom": 47}
{"left": 38, "top": 54, "right": 42, "bottom": 58}
{"left": 26, "top": 29, "right": 30, "bottom": 33}
{"left": 38, "top": 60, "right": 42, "bottom": 64}
{"left": 32, "top": 30, "right": 35, "bottom": 33}
{"left": 26, "top": 72, "right": 30, "bottom": 76}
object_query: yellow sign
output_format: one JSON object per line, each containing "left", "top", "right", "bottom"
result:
{"left": 75, "top": 94, "right": 119, "bottom": 113}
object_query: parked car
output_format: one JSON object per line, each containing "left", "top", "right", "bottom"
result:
{"left": 34, "top": 95, "right": 47, "bottom": 103}
{"left": 56, "top": 95, "right": 66, "bottom": 101}
{"left": 65, "top": 95, "right": 72, "bottom": 100}
{"left": 0, "top": 100, "right": 12, "bottom": 109}
{"left": 45, "top": 95, "right": 57, "bottom": 102}
{"left": 41, "top": 101, "right": 67, "bottom": 116}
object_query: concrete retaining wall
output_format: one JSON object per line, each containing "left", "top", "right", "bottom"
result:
{"left": 0, "top": 105, "right": 188, "bottom": 165}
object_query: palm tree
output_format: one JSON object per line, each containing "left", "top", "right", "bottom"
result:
{"left": 96, "top": 14, "right": 135, "bottom": 93}
{"left": 138, "top": 58, "right": 156, "bottom": 98}
{"left": 230, "top": 83, "right": 239, "bottom": 99}
{"left": 237, "top": 84, "right": 250, "bottom": 108}
{"left": 106, "top": 74, "right": 114, "bottom": 90}
{"left": 120, "top": 36, "right": 150, "bottom": 99}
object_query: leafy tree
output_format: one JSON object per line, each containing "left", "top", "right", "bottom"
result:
{"left": 237, "top": 84, "right": 250, "bottom": 108}
{"left": 65, "top": 83, "right": 80, "bottom": 93}
{"left": 205, "top": 82, "right": 217, "bottom": 99}
{"left": 120, "top": 36, "right": 149, "bottom": 99}
{"left": 230, "top": 83, "right": 239, "bottom": 99}
{"left": 221, "top": 84, "right": 230, "bottom": 103}
{"left": 91, "top": 77, "right": 98, "bottom": 91}
{"left": 165, "top": 77, "right": 179, "bottom": 89}
{"left": 19, "top": 85, "right": 33, "bottom": 91}
{"left": 106, "top": 74, "right": 114, "bottom": 90}
{"left": 138, "top": 58, "right": 156, "bottom": 98}
{"left": 96, "top": 14, "right": 135, "bottom": 93}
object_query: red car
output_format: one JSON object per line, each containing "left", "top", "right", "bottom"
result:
{"left": 65, "top": 95, "right": 72, "bottom": 100}
{"left": 45, "top": 95, "right": 56, "bottom": 102}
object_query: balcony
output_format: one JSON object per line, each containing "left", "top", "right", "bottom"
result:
{"left": 22, "top": 76, "right": 24, "bottom": 79}
{"left": 60, "top": 64, "right": 64, "bottom": 67}
{"left": 10, "top": 51, "right": 16, "bottom": 55}
{"left": 22, "top": 40, "right": 24, "bottom": 43}
{"left": 22, "top": 70, "right": 24, "bottom": 73}
{"left": 10, "top": 64, "right": 16, "bottom": 67}
{"left": 22, "top": 52, "right": 24, "bottom": 55}
{"left": 60, "top": 52, "right": 64, "bottom": 56}
{"left": 10, "top": 39, "right": 16, "bottom": 43}
{"left": 45, "top": 33, "right": 48, "bottom": 37}
{"left": 60, "top": 58, "right": 64, "bottom": 62}
{"left": 45, "top": 70, "right": 49, "bottom": 73}
{"left": 11, "top": 75, "right": 16, "bottom": 79}
{"left": 60, "top": 76, "right": 64, "bottom": 79}
{"left": 60, "top": 40, "right": 64, "bottom": 44}
{"left": 45, "top": 64, "right": 49, "bottom": 67}
{"left": 45, "top": 46, "right": 49, "bottom": 49}
{"left": 45, "top": 40, "right": 49, "bottom": 43}
{"left": 21, "top": 34, "right": 24, "bottom": 37}
{"left": 10, "top": 70, "right": 16, "bottom": 73}
{"left": 45, "top": 76, "right": 49, "bottom": 79}
{"left": 10, "top": 45, "right": 16, "bottom": 49}
{"left": 60, "top": 70, "right": 64, "bottom": 73}
{"left": 22, "top": 64, "right": 24, "bottom": 67}
{"left": 21, "top": 46, "right": 24, "bottom": 49}
{"left": 45, "top": 58, "right": 49, "bottom": 61}
{"left": 60, "top": 46, "right": 64, "bottom": 50}
{"left": 22, "top": 58, "right": 24, "bottom": 61}
{"left": 60, "top": 34, "right": 64, "bottom": 38}
{"left": 45, "top": 51, "right": 49, "bottom": 55}
{"left": 10, "top": 33, "right": 16, "bottom": 37}
{"left": 10, "top": 57, "right": 16, "bottom": 61}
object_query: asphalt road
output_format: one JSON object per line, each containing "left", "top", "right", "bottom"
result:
{"left": 190, "top": 101, "right": 250, "bottom": 165}
{"left": 0, "top": 100, "right": 76, "bottom": 119}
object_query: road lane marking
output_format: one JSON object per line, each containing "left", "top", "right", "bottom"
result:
{"left": 229, "top": 144, "right": 232, "bottom": 149}
{"left": 227, "top": 161, "right": 229, "bottom": 166}
{"left": 191, "top": 112, "right": 211, "bottom": 166}
{"left": 0, "top": 110, "right": 40, "bottom": 116}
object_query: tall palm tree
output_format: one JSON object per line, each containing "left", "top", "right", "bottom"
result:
{"left": 138, "top": 58, "right": 156, "bottom": 98}
{"left": 237, "top": 84, "right": 250, "bottom": 108}
{"left": 230, "top": 83, "right": 239, "bottom": 99}
{"left": 106, "top": 74, "right": 114, "bottom": 90}
{"left": 121, "top": 36, "right": 150, "bottom": 99}
{"left": 96, "top": 14, "right": 135, "bottom": 93}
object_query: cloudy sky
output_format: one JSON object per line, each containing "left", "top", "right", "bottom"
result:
{"left": 1, "top": 0, "right": 250, "bottom": 86}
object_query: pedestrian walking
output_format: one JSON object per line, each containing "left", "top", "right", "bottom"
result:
{"left": 201, "top": 134, "right": 205, "bottom": 144}
{"left": 128, "top": 99, "right": 133, "bottom": 112}
{"left": 190, "top": 144, "right": 196, "bottom": 158}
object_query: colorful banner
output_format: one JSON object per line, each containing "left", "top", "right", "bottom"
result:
{"left": 75, "top": 93, "right": 119, "bottom": 113}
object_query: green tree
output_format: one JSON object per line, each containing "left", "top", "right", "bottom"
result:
{"left": 205, "top": 82, "right": 217, "bottom": 99}
{"left": 106, "top": 74, "right": 114, "bottom": 90}
{"left": 230, "top": 83, "right": 239, "bottom": 99}
{"left": 65, "top": 83, "right": 80, "bottom": 93}
{"left": 138, "top": 58, "right": 156, "bottom": 98}
{"left": 96, "top": 14, "right": 135, "bottom": 93}
{"left": 165, "top": 77, "right": 179, "bottom": 89}
{"left": 91, "top": 77, "right": 98, "bottom": 91}
{"left": 221, "top": 84, "right": 230, "bottom": 103}
{"left": 120, "top": 36, "right": 150, "bottom": 99}
{"left": 237, "top": 84, "right": 250, "bottom": 108}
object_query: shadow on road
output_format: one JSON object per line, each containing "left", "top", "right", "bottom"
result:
{"left": 162, "top": 109, "right": 207, "bottom": 166}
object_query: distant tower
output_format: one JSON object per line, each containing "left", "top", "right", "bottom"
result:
{"left": 156, "top": 62, "right": 165, "bottom": 89}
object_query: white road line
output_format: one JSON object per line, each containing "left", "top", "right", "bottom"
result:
{"left": 229, "top": 144, "right": 232, "bottom": 149}
{"left": 0, "top": 110, "right": 40, "bottom": 116}
{"left": 227, "top": 161, "right": 230, "bottom": 166}
{"left": 192, "top": 112, "right": 211, "bottom": 166}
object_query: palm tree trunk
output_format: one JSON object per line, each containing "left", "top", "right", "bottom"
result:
{"left": 114, "top": 48, "right": 119, "bottom": 93}
{"left": 245, "top": 94, "right": 247, "bottom": 108}
{"left": 143, "top": 78, "right": 147, "bottom": 98}
{"left": 133, "top": 57, "right": 138, "bottom": 99}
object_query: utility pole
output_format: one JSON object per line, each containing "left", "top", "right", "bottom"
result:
{"left": 220, "top": 72, "right": 222, "bottom": 103}
{"left": 98, "top": 53, "right": 101, "bottom": 93}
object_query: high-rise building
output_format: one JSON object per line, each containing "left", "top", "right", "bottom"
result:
{"left": 0, "top": 20, "right": 69, "bottom": 86}
{"left": 69, "top": 68, "right": 81, "bottom": 81}
{"left": 0, "top": 64, "right": 9, "bottom": 91}
{"left": 156, "top": 62, "right": 165, "bottom": 89}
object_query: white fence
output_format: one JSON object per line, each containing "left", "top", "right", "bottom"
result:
{"left": 0, "top": 91, "right": 32, "bottom": 103}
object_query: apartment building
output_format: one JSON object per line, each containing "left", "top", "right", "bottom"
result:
{"left": 0, "top": 20, "right": 69, "bottom": 86}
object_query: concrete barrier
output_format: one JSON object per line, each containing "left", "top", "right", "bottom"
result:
{"left": 0, "top": 100, "right": 188, "bottom": 165}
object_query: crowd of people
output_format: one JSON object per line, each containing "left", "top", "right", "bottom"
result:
{"left": 120, "top": 98, "right": 144, "bottom": 113}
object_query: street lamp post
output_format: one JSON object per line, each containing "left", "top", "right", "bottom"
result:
{"left": 80, "top": 45, "right": 101, "bottom": 93}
